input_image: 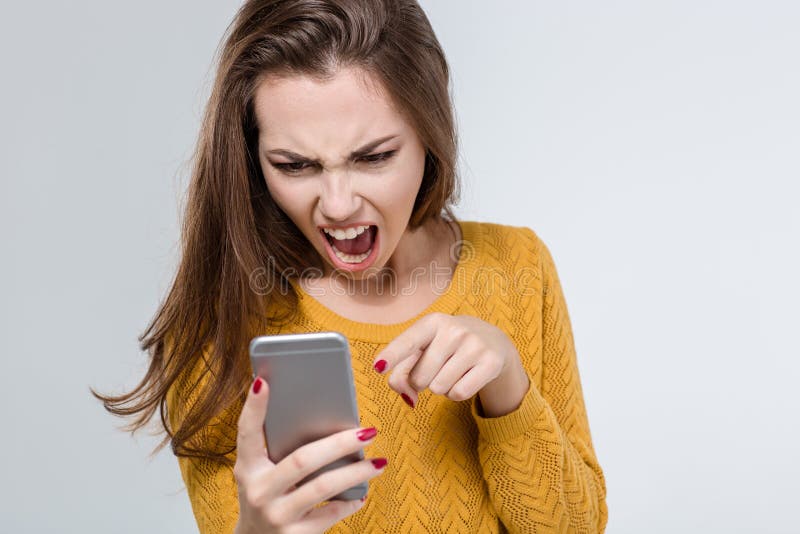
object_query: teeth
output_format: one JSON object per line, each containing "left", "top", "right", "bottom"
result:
{"left": 323, "top": 225, "right": 371, "bottom": 241}
{"left": 331, "top": 242, "right": 372, "bottom": 263}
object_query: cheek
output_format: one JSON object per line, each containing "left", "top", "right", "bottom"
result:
{"left": 360, "top": 172, "right": 420, "bottom": 210}
{"left": 378, "top": 152, "right": 426, "bottom": 201}
{"left": 393, "top": 164, "right": 425, "bottom": 202}
{"left": 263, "top": 173, "right": 309, "bottom": 214}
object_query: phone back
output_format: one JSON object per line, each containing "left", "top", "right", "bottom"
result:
{"left": 249, "top": 331, "right": 366, "bottom": 500}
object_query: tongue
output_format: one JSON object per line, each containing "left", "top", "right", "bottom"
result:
{"left": 331, "top": 226, "right": 375, "bottom": 255}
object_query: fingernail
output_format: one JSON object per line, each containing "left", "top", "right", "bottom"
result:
{"left": 252, "top": 377, "right": 263, "bottom": 394}
{"left": 356, "top": 427, "right": 377, "bottom": 441}
{"left": 401, "top": 393, "right": 415, "bottom": 408}
{"left": 360, "top": 495, "right": 367, "bottom": 502}
{"left": 371, "top": 457, "right": 388, "bottom": 469}
{"left": 373, "top": 359, "right": 387, "bottom": 373}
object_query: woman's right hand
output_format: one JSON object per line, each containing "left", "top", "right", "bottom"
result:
{"left": 233, "top": 376, "right": 386, "bottom": 534}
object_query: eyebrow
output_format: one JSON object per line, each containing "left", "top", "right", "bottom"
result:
{"left": 265, "top": 134, "right": 399, "bottom": 163}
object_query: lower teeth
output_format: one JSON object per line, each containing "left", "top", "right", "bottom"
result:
{"left": 331, "top": 242, "right": 372, "bottom": 263}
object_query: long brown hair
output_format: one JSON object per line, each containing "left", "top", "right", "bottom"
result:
{"left": 91, "top": 0, "right": 461, "bottom": 466}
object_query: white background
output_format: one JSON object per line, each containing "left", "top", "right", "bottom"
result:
{"left": 1, "top": 1, "right": 798, "bottom": 532}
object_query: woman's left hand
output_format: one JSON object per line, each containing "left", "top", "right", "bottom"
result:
{"left": 372, "top": 312, "right": 530, "bottom": 417}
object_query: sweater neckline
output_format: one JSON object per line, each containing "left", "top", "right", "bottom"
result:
{"left": 287, "top": 219, "right": 483, "bottom": 343}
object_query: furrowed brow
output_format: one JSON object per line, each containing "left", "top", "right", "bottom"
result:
{"left": 266, "top": 134, "right": 399, "bottom": 162}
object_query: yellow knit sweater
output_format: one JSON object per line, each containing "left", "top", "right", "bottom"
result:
{"left": 167, "top": 220, "right": 608, "bottom": 533}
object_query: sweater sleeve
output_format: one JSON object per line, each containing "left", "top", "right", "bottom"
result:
{"left": 469, "top": 231, "right": 608, "bottom": 533}
{"left": 166, "top": 355, "right": 241, "bottom": 534}
{"left": 173, "top": 453, "right": 240, "bottom": 534}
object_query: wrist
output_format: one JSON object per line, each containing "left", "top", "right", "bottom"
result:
{"left": 478, "top": 357, "right": 529, "bottom": 418}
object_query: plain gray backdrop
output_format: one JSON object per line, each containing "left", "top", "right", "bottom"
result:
{"left": 1, "top": 1, "right": 798, "bottom": 532}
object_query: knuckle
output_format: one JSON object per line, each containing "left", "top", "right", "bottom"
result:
{"left": 289, "top": 450, "right": 308, "bottom": 472}
{"left": 449, "top": 385, "right": 469, "bottom": 402}
{"left": 457, "top": 329, "right": 476, "bottom": 345}
{"left": 263, "top": 505, "right": 285, "bottom": 527}
{"left": 387, "top": 373, "right": 404, "bottom": 391}
{"left": 310, "top": 475, "right": 335, "bottom": 500}
{"left": 408, "top": 373, "right": 426, "bottom": 391}
{"left": 462, "top": 339, "right": 483, "bottom": 359}
{"left": 428, "top": 380, "right": 446, "bottom": 395}
{"left": 237, "top": 428, "right": 254, "bottom": 444}
{"left": 448, "top": 321, "right": 466, "bottom": 335}
{"left": 243, "top": 486, "right": 263, "bottom": 511}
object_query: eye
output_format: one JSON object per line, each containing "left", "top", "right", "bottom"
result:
{"left": 271, "top": 161, "right": 315, "bottom": 175}
{"left": 270, "top": 150, "right": 397, "bottom": 176}
{"left": 359, "top": 150, "right": 397, "bottom": 164}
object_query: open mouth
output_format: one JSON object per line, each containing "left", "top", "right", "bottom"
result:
{"left": 320, "top": 225, "right": 378, "bottom": 265}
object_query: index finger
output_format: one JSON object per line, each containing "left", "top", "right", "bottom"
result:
{"left": 372, "top": 313, "right": 441, "bottom": 374}
{"left": 236, "top": 376, "right": 271, "bottom": 470}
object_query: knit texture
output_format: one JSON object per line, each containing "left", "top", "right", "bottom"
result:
{"left": 166, "top": 220, "right": 607, "bottom": 533}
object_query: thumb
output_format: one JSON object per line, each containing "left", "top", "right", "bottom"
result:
{"left": 236, "top": 376, "right": 272, "bottom": 469}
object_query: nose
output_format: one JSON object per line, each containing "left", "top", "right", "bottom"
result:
{"left": 318, "top": 170, "right": 361, "bottom": 222}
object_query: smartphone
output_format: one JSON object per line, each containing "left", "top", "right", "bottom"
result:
{"left": 248, "top": 331, "right": 367, "bottom": 501}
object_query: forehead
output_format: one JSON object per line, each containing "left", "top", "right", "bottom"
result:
{"left": 253, "top": 67, "right": 410, "bottom": 151}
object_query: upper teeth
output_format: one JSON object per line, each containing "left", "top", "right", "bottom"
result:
{"left": 323, "top": 225, "right": 371, "bottom": 240}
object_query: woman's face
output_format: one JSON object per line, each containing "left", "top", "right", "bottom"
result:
{"left": 253, "top": 66, "right": 428, "bottom": 280}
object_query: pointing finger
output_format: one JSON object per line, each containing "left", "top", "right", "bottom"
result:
{"left": 386, "top": 348, "right": 422, "bottom": 407}
{"left": 372, "top": 313, "right": 442, "bottom": 374}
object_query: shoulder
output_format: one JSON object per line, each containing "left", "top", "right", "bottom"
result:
{"left": 457, "top": 220, "right": 560, "bottom": 302}
{"left": 467, "top": 220, "right": 551, "bottom": 270}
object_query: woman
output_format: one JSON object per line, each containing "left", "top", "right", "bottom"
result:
{"left": 94, "top": 1, "right": 608, "bottom": 532}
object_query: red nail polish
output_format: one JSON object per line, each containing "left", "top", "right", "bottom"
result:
{"left": 401, "top": 393, "right": 415, "bottom": 408}
{"left": 371, "top": 458, "right": 388, "bottom": 469}
{"left": 356, "top": 427, "right": 377, "bottom": 441}
{"left": 360, "top": 496, "right": 367, "bottom": 502}
{"left": 374, "top": 359, "right": 387, "bottom": 373}
{"left": 252, "top": 377, "right": 263, "bottom": 394}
